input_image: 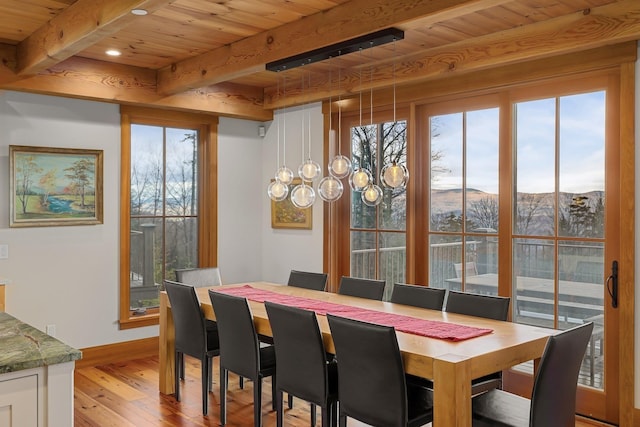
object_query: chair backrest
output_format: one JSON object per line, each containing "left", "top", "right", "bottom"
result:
{"left": 164, "top": 280, "right": 207, "bottom": 357}
{"left": 208, "top": 291, "right": 260, "bottom": 379}
{"left": 530, "top": 322, "right": 594, "bottom": 427}
{"left": 454, "top": 261, "right": 478, "bottom": 278}
{"left": 175, "top": 267, "right": 222, "bottom": 287}
{"left": 265, "top": 302, "right": 330, "bottom": 405}
{"left": 338, "top": 276, "right": 386, "bottom": 300}
{"left": 390, "top": 283, "right": 446, "bottom": 310}
{"left": 327, "top": 314, "right": 408, "bottom": 427}
{"left": 445, "top": 290, "right": 510, "bottom": 321}
{"left": 287, "top": 270, "right": 328, "bottom": 291}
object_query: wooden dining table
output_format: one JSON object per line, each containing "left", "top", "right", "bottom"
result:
{"left": 159, "top": 282, "right": 557, "bottom": 427}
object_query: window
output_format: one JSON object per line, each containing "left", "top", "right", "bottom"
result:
{"left": 341, "top": 112, "right": 408, "bottom": 299}
{"left": 129, "top": 125, "right": 198, "bottom": 306}
{"left": 427, "top": 104, "right": 500, "bottom": 294}
{"left": 512, "top": 90, "right": 606, "bottom": 330}
{"left": 119, "top": 107, "right": 218, "bottom": 328}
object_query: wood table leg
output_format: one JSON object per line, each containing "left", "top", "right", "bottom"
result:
{"left": 159, "top": 291, "right": 175, "bottom": 395}
{"left": 433, "top": 354, "right": 472, "bottom": 427}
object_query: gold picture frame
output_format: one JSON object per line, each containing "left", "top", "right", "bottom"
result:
{"left": 9, "top": 145, "right": 104, "bottom": 227}
{"left": 271, "top": 178, "right": 312, "bottom": 229}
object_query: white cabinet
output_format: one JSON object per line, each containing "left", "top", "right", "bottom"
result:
{"left": 46, "top": 362, "right": 76, "bottom": 426}
{"left": 0, "top": 361, "right": 75, "bottom": 427}
{"left": 0, "top": 370, "right": 39, "bottom": 426}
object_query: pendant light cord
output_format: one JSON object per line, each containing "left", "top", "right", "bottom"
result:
{"left": 308, "top": 71, "right": 312, "bottom": 160}
{"left": 359, "top": 48, "right": 363, "bottom": 128}
{"left": 328, "top": 56, "right": 333, "bottom": 159}
{"left": 370, "top": 42, "right": 374, "bottom": 127}
{"left": 393, "top": 38, "right": 397, "bottom": 124}
{"left": 301, "top": 73, "right": 305, "bottom": 164}
{"left": 283, "top": 75, "right": 287, "bottom": 166}
{"left": 276, "top": 73, "right": 280, "bottom": 169}
{"left": 337, "top": 51, "right": 342, "bottom": 156}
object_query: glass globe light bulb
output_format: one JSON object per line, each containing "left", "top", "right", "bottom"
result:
{"left": 329, "top": 155, "right": 352, "bottom": 179}
{"left": 291, "top": 182, "right": 316, "bottom": 209}
{"left": 318, "top": 176, "right": 344, "bottom": 202}
{"left": 381, "top": 162, "right": 409, "bottom": 189}
{"left": 349, "top": 168, "right": 372, "bottom": 191}
{"left": 276, "top": 165, "right": 294, "bottom": 185}
{"left": 267, "top": 179, "right": 288, "bottom": 202}
{"left": 298, "top": 159, "right": 322, "bottom": 181}
{"left": 362, "top": 183, "right": 383, "bottom": 206}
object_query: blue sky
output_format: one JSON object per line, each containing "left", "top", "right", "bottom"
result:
{"left": 431, "top": 90, "right": 606, "bottom": 195}
{"left": 130, "top": 124, "right": 197, "bottom": 175}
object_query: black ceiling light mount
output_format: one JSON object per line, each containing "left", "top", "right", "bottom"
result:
{"left": 266, "top": 28, "right": 404, "bottom": 72}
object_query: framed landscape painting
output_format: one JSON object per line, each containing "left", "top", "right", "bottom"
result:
{"left": 270, "top": 178, "right": 312, "bottom": 229}
{"left": 9, "top": 145, "right": 104, "bottom": 227}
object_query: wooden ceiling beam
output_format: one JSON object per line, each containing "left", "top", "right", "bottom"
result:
{"left": 264, "top": 0, "right": 640, "bottom": 108}
{"left": 156, "top": 0, "right": 514, "bottom": 96}
{"left": 0, "top": 44, "right": 17, "bottom": 84}
{"left": 157, "top": 83, "right": 269, "bottom": 121}
{"left": 17, "top": 0, "right": 177, "bottom": 76}
{"left": 2, "top": 57, "right": 272, "bottom": 121}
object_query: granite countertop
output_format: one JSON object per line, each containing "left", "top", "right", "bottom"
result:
{"left": 0, "top": 312, "right": 82, "bottom": 374}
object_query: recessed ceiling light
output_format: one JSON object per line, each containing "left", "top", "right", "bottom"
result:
{"left": 131, "top": 9, "right": 148, "bottom": 16}
{"left": 106, "top": 49, "right": 121, "bottom": 56}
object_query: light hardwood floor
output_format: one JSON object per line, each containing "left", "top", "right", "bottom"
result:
{"left": 75, "top": 354, "right": 340, "bottom": 427}
{"left": 74, "top": 355, "right": 611, "bottom": 426}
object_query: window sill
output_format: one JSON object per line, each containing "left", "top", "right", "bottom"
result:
{"left": 119, "top": 312, "right": 159, "bottom": 329}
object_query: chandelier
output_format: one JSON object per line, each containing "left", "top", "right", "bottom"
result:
{"left": 266, "top": 28, "right": 407, "bottom": 207}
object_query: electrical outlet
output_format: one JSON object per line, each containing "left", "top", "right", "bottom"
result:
{"left": 0, "top": 245, "right": 8, "bottom": 259}
{"left": 46, "top": 324, "right": 56, "bottom": 337}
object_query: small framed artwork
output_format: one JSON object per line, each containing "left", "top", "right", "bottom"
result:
{"left": 9, "top": 145, "right": 104, "bottom": 227}
{"left": 271, "top": 178, "right": 312, "bottom": 229}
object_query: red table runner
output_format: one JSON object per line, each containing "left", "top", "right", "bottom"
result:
{"left": 213, "top": 285, "right": 492, "bottom": 341}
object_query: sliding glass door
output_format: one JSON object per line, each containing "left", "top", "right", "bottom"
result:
{"left": 421, "top": 76, "right": 619, "bottom": 423}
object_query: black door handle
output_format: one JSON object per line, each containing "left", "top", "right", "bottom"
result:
{"left": 607, "top": 260, "right": 618, "bottom": 308}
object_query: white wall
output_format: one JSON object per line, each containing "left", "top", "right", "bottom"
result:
{"left": 0, "top": 91, "right": 155, "bottom": 349}
{"left": 217, "top": 117, "right": 264, "bottom": 283}
{"left": 260, "top": 104, "right": 325, "bottom": 284}
{"left": 0, "top": 92, "right": 271, "bottom": 350}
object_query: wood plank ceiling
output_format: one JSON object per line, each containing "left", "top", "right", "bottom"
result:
{"left": 0, "top": 0, "right": 637, "bottom": 121}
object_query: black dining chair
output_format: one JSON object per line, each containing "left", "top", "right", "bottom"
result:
{"left": 338, "top": 276, "right": 386, "bottom": 300}
{"left": 327, "top": 314, "right": 433, "bottom": 427}
{"left": 390, "top": 283, "right": 447, "bottom": 310}
{"left": 283, "top": 270, "right": 329, "bottom": 410}
{"left": 265, "top": 301, "right": 338, "bottom": 427}
{"left": 445, "top": 290, "right": 511, "bottom": 395}
{"left": 472, "top": 322, "right": 594, "bottom": 427}
{"left": 163, "top": 280, "right": 220, "bottom": 415}
{"left": 288, "top": 269, "right": 328, "bottom": 291}
{"left": 208, "top": 290, "right": 276, "bottom": 427}
{"left": 174, "top": 267, "right": 246, "bottom": 388}
{"left": 445, "top": 290, "right": 510, "bottom": 321}
{"left": 173, "top": 268, "right": 222, "bottom": 348}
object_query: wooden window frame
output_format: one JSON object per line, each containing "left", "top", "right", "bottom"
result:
{"left": 119, "top": 106, "right": 218, "bottom": 329}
